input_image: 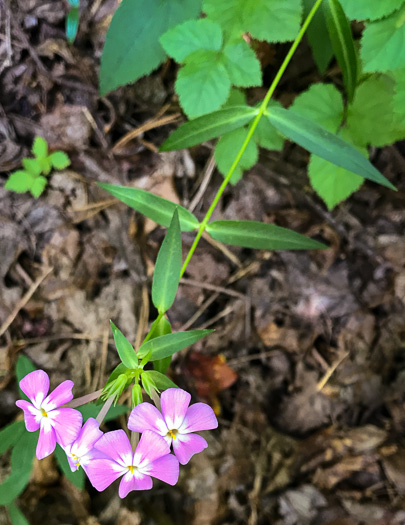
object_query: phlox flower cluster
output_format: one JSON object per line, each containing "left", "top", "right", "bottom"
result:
{"left": 16, "top": 370, "right": 218, "bottom": 497}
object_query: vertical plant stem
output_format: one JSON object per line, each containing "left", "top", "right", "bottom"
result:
{"left": 180, "top": 0, "right": 324, "bottom": 278}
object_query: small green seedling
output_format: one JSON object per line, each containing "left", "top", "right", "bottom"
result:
{"left": 5, "top": 137, "right": 70, "bottom": 198}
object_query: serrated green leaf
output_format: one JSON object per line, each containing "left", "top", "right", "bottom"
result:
{"left": 206, "top": 220, "right": 327, "bottom": 250}
{"left": 141, "top": 370, "right": 177, "bottom": 392}
{"left": 160, "top": 105, "right": 258, "bottom": 151}
{"left": 215, "top": 127, "right": 258, "bottom": 184}
{"left": 77, "top": 403, "right": 129, "bottom": 422}
{"left": 268, "top": 106, "right": 396, "bottom": 190}
{"left": 5, "top": 171, "right": 35, "bottom": 193}
{"left": 138, "top": 330, "right": 213, "bottom": 361}
{"left": 309, "top": 153, "right": 364, "bottom": 210}
{"left": 290, "top": 83, "right": 344, "bottom": 132}
{"left": 361, "top": 6, "right": 405, "bottom": 72}
{"left": 203, "top": 0, "right": 302, "bottom": 42}
{"left": 152, "top": 209, "right": 182, "bottom": 314}
{"left": 0, "top": 421, "right": 25, "bottom": 455}
{"left": 340, "top": 0, "right": 404, "bottom": 21}
{"left": 110, "top": 321, "right": 138, "bottom": 368}
{"left": 98, "top": 182, "right": 200, "bottom": 232}
{"left": 32, "top": 137, "right": 48, "bottom": 159}
{"left": 16, "top": 355, "right": 37, "bottom": 401}
{"left": 303, "top": 0, "right": 333, "bottom": 73}
{"left": 176, "top": 50, "right": 231, "bottom": 118}
{"left": 323, "top": 0, "right": 357, "bottom": 102}
{"left": 39, "top": 157, "right": 52, "bottom": 175}
{"left": 66, "top": 7, "right": 79, "bottom": 43}
{"left": 7, "top": 502, "right": 29, "bottom": 525}
{"left": 54, "top": 445, "right": 85, "bottom": 489}
{"left": 160, "top": 19, "right": 222, "bottom": 62}
{"left": 223, "top": 41, "right": 262, "bottom": 87}
{"left": 22, "top": 158, "right": 42, "bottom": 177}
{"left": 345, "top": 76, "right": 405, "bottom": 147}
{"left": 225, "top": 89, "right": 247, "bottom": 107}
{"left": 100, "top": 0, "right": 202, "bottom": 95}
{"left": 392, "top": 68, "right": 405, "bottom": 123}
{"left": 30, "top": 175, "right": 47, "bottom": 198}
{"left": 49, "top": 151, "right": 71, "bottom": 170}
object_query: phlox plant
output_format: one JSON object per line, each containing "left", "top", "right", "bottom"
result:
{"left": 2, "top": 0, "right": 401, "bottom": 522}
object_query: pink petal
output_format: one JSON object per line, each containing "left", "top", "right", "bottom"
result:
{"left": 36, "top": 422, "right": 57, "bottom": 459}
{"left": 134, "top": 430, "right": 170, "bottom": 466}
{"left": 50, "top": 408, "right": 83, "bottom": 447}
{"left": 118, "top": 471, "right": 152, "bottom": 497}
{"left": 161, "top": 388, "right": 191, "bottom": 430}
{"left": 42, "top": 380, "right": 74, "bottom": 411}
{"left": 179, "top": 403, "right": 218, "bottom": 434}
{"left": 146, "top": 454, "right": 179, "bottom": 485}
{"left": 172, "top": 433, "right": 208, "bottom": 465}
{"left": 16, "top": 400, "right": 40, "bottom": 431}
{"left": 86, "top": 458, "right": 126, "bottom": 492}
{"left": 72, "top": 418, "right": 103, "bottom": 456}
{"left": 94, "top": 430, "right": 133, "bottom": 467}
{"left": 19, "top": 370, "right": 49, "bottom": 408}
{"left": 128, "top": 402, "right": 167, "bottom": 435}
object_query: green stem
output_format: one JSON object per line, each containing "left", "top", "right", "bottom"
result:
{"left": 180, "top": 0, "right": 324, "bottom": 278}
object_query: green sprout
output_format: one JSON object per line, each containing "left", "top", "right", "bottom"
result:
{"left": 5, "top": 137, "right": 70, "bottom": 198}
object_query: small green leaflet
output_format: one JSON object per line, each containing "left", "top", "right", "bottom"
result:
{"left": 49, "top": 151, "right": 71, "bottom": 169}
{"left": 22, "top": 158, "right": 42, "bottom": 177}
{"left": 309, "top": 154, "right": 364, "bottom": 210}
{"left": 303, "top": 0, "right": 333, "bottom": 73}
{"left": 0, "top": 421, "right": 25, "bottom": 455}
{"left": 160, "top": 19, "right": 223, "bottom": 62}
{"left": 5, "top": 171, "right": 35, "bottom": 194}
{"left": 141, "top": 370, "right": 177, "bottom": 391}
{"left": 215, "top": 127, "right": 258, "bottom": 184}
{"left": 268, "top": 106, "right": 396, "bottom": 190}
{"left": 160, "top": 106, "right": 258, "bottom": 151}
{"left": 152, "top": 209, "right": 182, "bottom": 314}
{"left": 222, "top": 42, "right": 262, "bottom": 87}
{"left": 32, "top": 137, "right": 48, "bottom": 159}
{"left": 323, "top": 0, "right": 357, "bottom": 102}
{"left": 361, "top": 5, "right": 405, "bottom": 72}
{"left": 99, "top": 0, "right": 202, "bottom": 94}
{"left": 339, "top": 0, "right": 404, "bottom": 21}
{"left": 203, "top": 0, "right": 302, "bottom": 42}
{"left": 98, "top": 182, "right": 200, "bottom": 232}
{"left": 110, "top": 321, "right": 138, "bottom": 368}
{"left": 176, "top": 50, "right": 231, "bottom": 118}
{"left": 206, "top": 220, "right": 327, "bottom": 250}
{"left": 30, "top": 176, "right": 47, "bottom": 198}
{"left": 54, "top": 445, "right": 85, "bottom": 490}
{"left": 137, "top": 330, "right": 213, "bottom": 361}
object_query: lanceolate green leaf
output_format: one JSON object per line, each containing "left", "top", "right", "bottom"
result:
{"left": 152, "top": 209, "right": 182, "bottom": 314}
{"left": 303, "top": 0, "right": 333, "bottom": 73}
{"left": 16, "top": 355, "right": 36, "bottom": 401}
{"left": 138, "top": 330, "right": 213, "bottom": 361}
{"left": 160, "top": 106, "right": 258, "bottom": 151}
{"left": 6, "top": 502, "right": 29, "bottom": 525}
{"left": 0, "top": 421, "right": 25, "bottom": 455}
{"left": 110, "top": 321, "right": 138, "bottom": 368}
{"left": 0, "top": 470, "right": 31, "bottom": 506}
{"left": 98, "top": 182, "right": 200, "bottom": 232}
{"left": 55, "top": 445, "right": 85, "bottom": 489}
{"left": 206, "top": 221, "right": 327, "bottom": 250}
{"left": 268, "top": 107, "right": 396, "bottom": 190}
{"left": 141, "top": 370, "right": 178, "bottom": 391}
{"left": 323, "top": 0, "right": 357, "bottom": 101}
{"left": 150, "top": 317, "right": 173, "bottom": 374}
{"left": 100, "top": 0, "right": 202, "bottom": 94}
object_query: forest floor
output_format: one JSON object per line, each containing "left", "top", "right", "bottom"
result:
{"left": 1, "top": 1, "right": 405, "bottom": 524}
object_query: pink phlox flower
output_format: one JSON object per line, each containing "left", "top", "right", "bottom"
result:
{"left": 64, "top": 418, "right": 104, "bottom": 474}
{"left": 16, "top": 370, "right": 82, "bottom": 460}
{"left": 86, "top": 429, "right": 179, "bottom": 498}
{"left": 128, "top": 388, "right": 218, "bottom": 465}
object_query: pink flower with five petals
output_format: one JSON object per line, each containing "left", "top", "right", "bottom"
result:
{"left": 16, "top": 370, "right": 83, "bottom": 459}
{"left": 128, "top": 388, "right": 218, "bottom": 465}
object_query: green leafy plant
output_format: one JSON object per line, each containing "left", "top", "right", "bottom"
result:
{"left": 66, "top": 0, "right": 80, "bottom": 43}
{"left": 99, "top": 0, "right": 405, "bottom": 210}
{"left": 5, "top": 137, "right": 70, "bottom": 198}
